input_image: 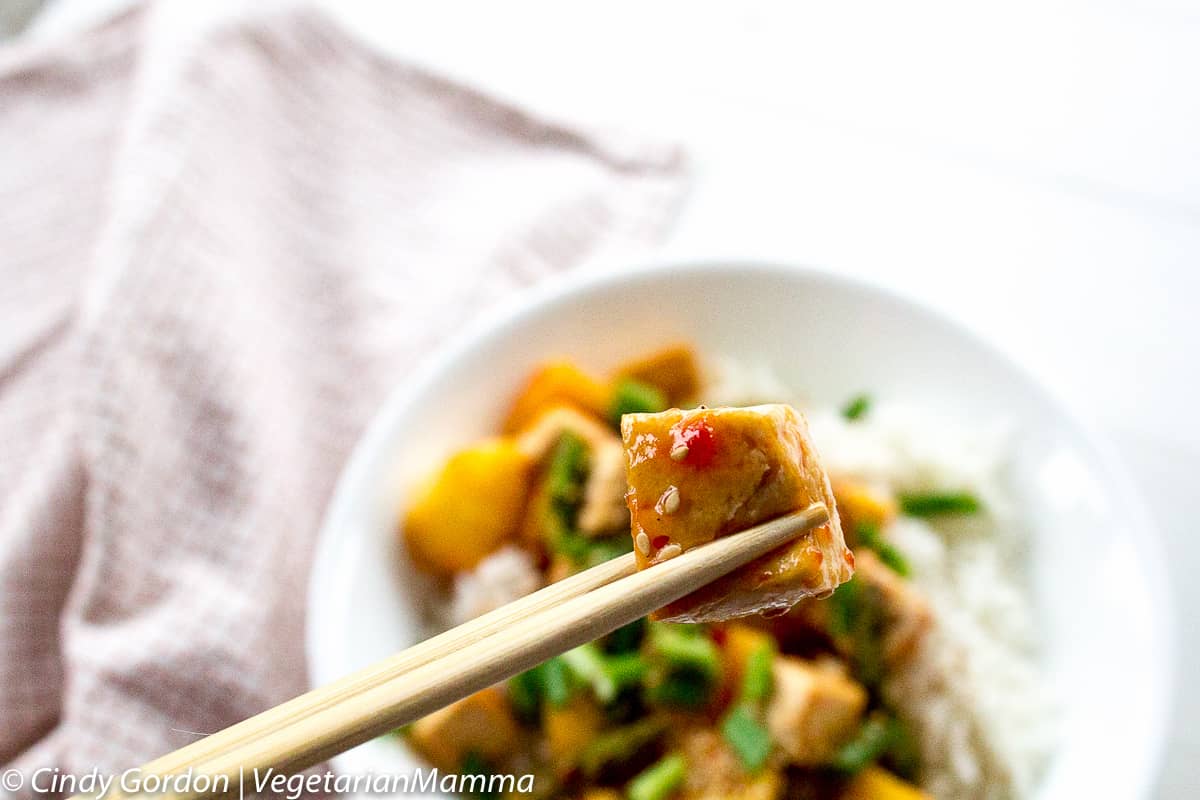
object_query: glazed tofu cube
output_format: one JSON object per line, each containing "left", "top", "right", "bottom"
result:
{"left": 577, "top": 437, "right": 631, "bottom": 534}
{"left": 621, "top": 405, "right": 854, "bottom": 622}
{"left": 851, "top": 550, "right": 932, "bottom": 665}
{"left": 766, "top": 656, "right": 867, "bottom": 766}
{"left": 778, "top": 550, "right": 932, "bottom": 669}
{"left": 408, "top": 687, "right": 520, "bottom": 771}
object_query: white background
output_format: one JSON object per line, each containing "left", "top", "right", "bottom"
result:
{"left": 13, "top": 1, "right": 1200, "bottom": 796}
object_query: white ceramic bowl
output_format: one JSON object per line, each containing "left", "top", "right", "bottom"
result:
{"left": 307, "top": 261, "right": 1173, "bottom": 798}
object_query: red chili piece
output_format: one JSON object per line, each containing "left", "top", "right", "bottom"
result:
{"left": 671, "top": 418, "right": 717, "bottom": 468}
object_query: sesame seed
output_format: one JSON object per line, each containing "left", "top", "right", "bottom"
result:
{"left": 669, "top": 444, "right": 689, "bottom": 462}
{"left": 662, "top": 486, "right": 681, "bottom": 514}
{"left": 636, "top": 532, "right": 650, "bottom": 555}
{"left": 659, "top": 543, "right": 682, "bottom": 560}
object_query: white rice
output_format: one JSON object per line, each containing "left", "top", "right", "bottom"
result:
{"left": 448, "top": 545, "right": 542, "bottom": 626}
{"left": 710, "top": 357, "right": 1057, "bottom": 799}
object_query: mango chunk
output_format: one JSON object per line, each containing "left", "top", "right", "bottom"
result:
{"left": 832, "top": 478, "right": 897, "bottom": 543}
{"left": 504, "top": 361, "right": 610, "bottom": 433}
{"left": 543, "top": 696, "right": 605, "bottom": 767}
{"left": 404, "top": 438, "right": 531, "bottom": 575}
{"left": 718, "top": 623, "right": 775, "bottom": 697}
{"left": 409, "top": 687, "right": 521, "bottom": 771}
{"left": 581, "top": 791, "right": 622, "bottom": 800}
{"left": 621, "top": 405, "right": 854, "bottom": 622}
{"left": 841, "top": 766, "right": 930, "bottom": 800}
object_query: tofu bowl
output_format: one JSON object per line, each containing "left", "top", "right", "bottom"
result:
{"left": 307, "top": 261, "right": 1173, "bottom": 799}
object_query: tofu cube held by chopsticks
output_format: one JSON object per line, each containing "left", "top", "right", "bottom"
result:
{"left": 621, "top": 404, "right": 854, "bottom": 623}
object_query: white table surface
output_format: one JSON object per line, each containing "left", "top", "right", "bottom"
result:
{"left": 16, "top": 1, "right": 1200, "bottom": 795}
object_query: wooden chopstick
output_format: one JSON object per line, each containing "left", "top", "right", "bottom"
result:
{"left": 124, "top": 551, "right": 639, "bottom": 782}
{"left": 100, "top": 503, "right": 828, "bottom": 800}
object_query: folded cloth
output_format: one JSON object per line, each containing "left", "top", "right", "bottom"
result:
{"left": 0, "top": 1, "right": 686, "bottom": 779}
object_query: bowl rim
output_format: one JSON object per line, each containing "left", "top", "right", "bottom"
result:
{"left": 307, "top": 257, "right": 1175, "bottom": 795}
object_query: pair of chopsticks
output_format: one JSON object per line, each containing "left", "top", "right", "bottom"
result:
{"left": 91, "top": 503, "right": 828, "bottom": 800}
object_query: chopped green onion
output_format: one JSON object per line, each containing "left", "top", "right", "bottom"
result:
{"left": 826, "top": 578, "right": 884, "bottom": 689}
{"left": 856, "top": 522, "right": 911, "bottom": 578}
{"left": 562, "top": 643, "right": 647, "bottom": 704}
{"left": 627, "top": 753, "right": 687, "bottom": 800}
{"left": 507, "top": 666, "right": 544, "bottom": 721}
{"left": 832, "top": 713, "right": 897, "bottom": 774}
{"left": 842, "top": 393, "right": 872, "bottom": 421}
{"left": 543, "top": 432, "right": 593, "bottom": 561}
{"left": 884, "top": 716, "right": 920, "bottom": 781}
{"left": 874, "top": 543, "right": 910, "bottom": 577}
{"left": 554, "top": 528, "right": 632, "bottom": 568}
{"left": 579, "top": 718, "right": 667, "bottom": 777}
{"left": 741, "top": 642, "right": 775, "bottom": 705}
{"left": 605, "top": 652, "right": 650, "bottom": 692}
{"left": 561, "top": 643, "right": 614, "bottom": 701}
{"left": 873, "top": 541, "right": 911, "bottom": 577}
{"left": 461, "top": 751, "right": 487, "bottom": 773}
{"left": 460, "top": 752, "right": 499, "bottom": 798}
{"left": 603, "top": 617, "right": 647, "bottom": 654}
{"left": 542, "top": 656, "right": 576, "bottom": 708}
{"left": 553, "top": 527, "right": 592, "bottom": 562}
{"left": 898, "top": 490, "right": 981, "bottom": 517}
{"left": 647, "top": 624, "right": 721, "bottom": 680}
{"left": 721, "top": 704, "right": 773, "bottom": 772}
{"left": 547, "top": 432, "right": 588, "bottom": 503}
{"left": 645, "top": 668, "right": 711, "bottom": 708}
{"left": 642, "top": 625, "right": 722, "bottom": 708}
{"left": 827, "top": 577, "right": 861, "bottom": 638}
{"left": 608, "top": 378, "right": 668, "bottom": 427}
{"left": 582, "top": 533, "right": 634, "bottom": 566}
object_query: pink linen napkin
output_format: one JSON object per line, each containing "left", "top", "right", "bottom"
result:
{"left": 0, "top": 2, "right": 685, "bottom": 780}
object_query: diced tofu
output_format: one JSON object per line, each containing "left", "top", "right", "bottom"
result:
{"left": 504, "top": 361, "right": 610, "bottom": 433}
{"left": 777, "top": 550, "right": 932, "bottom": 668}
{"left": 515, "top": 405, "right": 616, "bottom": 462}
{"left": 404, "top": 438, "right": 532, "bottom": 575}
{"left": 615, "top": 344, "right": 702, "bottom": 406}
{"left": 673, "top": 727, "right": 783, "bottom": 800}
{"left": 621, "top": 405, "right": 854, "bottom": 622}
{"left": 766, "top": 656, "right": 867, "bottom": 766}
{"left": 577, "top": 439, "right": 630, "bottom": 534}
{"left": 409, "top": 687, "right": 521, "bottom": 771}
{"left": 849, "top": 550, "right": 932, "bottom": 665}
{"left": 840, "top": 767, "right": 930, "bottom": 800}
